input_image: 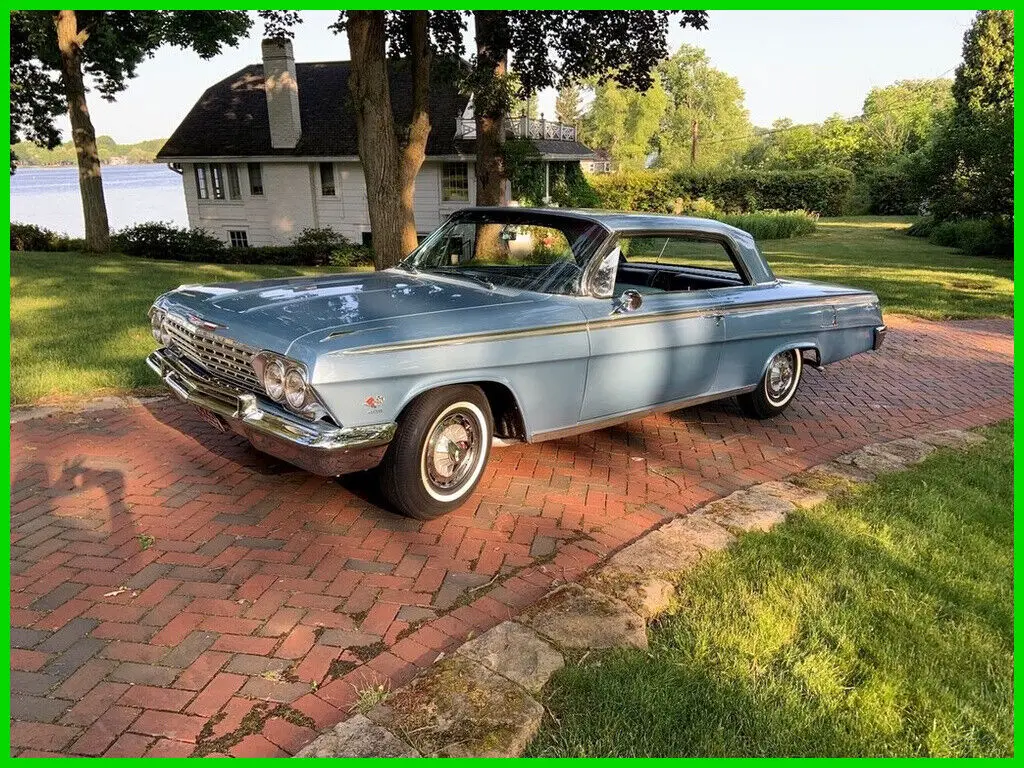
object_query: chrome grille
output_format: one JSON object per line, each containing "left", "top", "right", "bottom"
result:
{"left": 163, "top": 314, "right": 263, "bottom": 393}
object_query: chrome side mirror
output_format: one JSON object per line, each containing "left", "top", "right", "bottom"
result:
{"left": 613, "top": 289, "right": 643, "bottom": 314}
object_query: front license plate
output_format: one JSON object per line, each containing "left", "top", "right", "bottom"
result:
{"left": 194, "top": 405, "right": 227, "bottom": 433}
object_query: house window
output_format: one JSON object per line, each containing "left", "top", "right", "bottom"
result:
{"left": 248, "top": 163, "right": 264, "bottom": 196}
{"left": 194, "top": 165, "right": 209, "bottom": 199}
{"left": 210, "top": 164, "right": 225, "bottom": 200}
{"left": 228, "top": 230, "right": 249, "bottom": 248}
{"left": 361, "top": 232, "right": 373, "bottom": 248}
{"left": 320, "top": 162, "right": 336, "bottom": 196}
{"left": 226, "top": 164, "right": 241, "bottom": 200}
{"left": 442, "top": 162, "right": 469, "bottom": 202}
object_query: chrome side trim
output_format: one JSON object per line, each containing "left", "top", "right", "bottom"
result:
{"left": 147, "top": 349, "right": 396, "bottom": 475}
{"left": 530, "top": 385, "right": 756, "bottom": 443}
{"left": 341, "top": 293, "right": 878, "bottom": 356}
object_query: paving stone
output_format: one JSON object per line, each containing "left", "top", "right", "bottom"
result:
{"left": 456, "top": 621, "right": 563, "bottom": 693}
{"left": 318, "top": 629, "right": 382, "bottom": 649}
{"left": 158, "top": 631, "right": 217, "bottom": 668}
{"left": 865, "top": 438, "right": 935, "bottom": 465}
{"left": 583, "top": 567, "right": 675, "bottom": 619}
{"left": 699, "top": 488, "right": 795, "bottom": 533}
{"left": 12, "top": 627, "right": 48, "bottom": 649}
{"left": 239, "top": 678, "right": 311, "bottom": 703}
{"left": 799, "top": 461, "right": 876, "bottom": 487}
{"left": 36, "top": 618, "right": 99, "bottom": 654}
{"left": 752, "top": 480, "right": 829, "bottom": 509}
{"left": 295, "top": 714, "right": 419, "bottom": 758}
{"left": 834, "top": 447, "right": 906, "bottom": 475}
{"left": 609, "top": 516, "right": 735, "bottom": 577}
{"left": 396, "top": 606, "right": 437, "bottom": 623}
{"left": 367, "top": 655, "right": 543, "bottom": 757}
{"left": 11, "top": 694, "right": 73, "bottom": 723}
{"left": 124, "top": 563, "right": 172, "bottom": 590}
{"left": 919, "top": 428, "right": 986, "bottom": 448}
{"left": 109, "top": 662, "right": 179, "bottom": 686}
{"left": 11, "top": 670, "right": 60, "bottom": 696}
{"left": 224, "top": 654, "right": 293, "bottom": 676}
{"left": 45, "top": 637, "right": 105, "bottom": 681}
{"left": 30, "top": 582, "right": 85, "bottom": 612}
{"left": 526, "top": 584, "right": 647, "bottom": 650}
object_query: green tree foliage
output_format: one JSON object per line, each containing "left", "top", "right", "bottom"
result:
{"left": 554, "top": 84, "right": 583, "bottom": 126}
{"left": 579, "top": 76, "right": 669, "bottom": 170}
{"left": 928, "top": 10, "right": 1014, "bottom": 221}
{"left": 12, "top": 136, "right": 167, "bottom": 166}
{"left": 859, "top": 79, "right": 952, "bottom": 167}
{"left": 656, "top": 45, "right": 751, "bottom": 169}
{"left": 10, "top": 10, "right": 251, "bottom": 251}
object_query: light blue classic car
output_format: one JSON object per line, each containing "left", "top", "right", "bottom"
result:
{"left": 147, "top": 208, "right": 885, "bottom": 519}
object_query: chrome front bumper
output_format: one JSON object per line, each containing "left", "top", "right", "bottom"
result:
{"left": 147, "top": 348, "right": 396, "bottom": 476}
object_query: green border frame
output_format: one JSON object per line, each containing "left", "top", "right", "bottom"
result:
{"left": 3, "top": 3, "right": 1018, "bottom": 763}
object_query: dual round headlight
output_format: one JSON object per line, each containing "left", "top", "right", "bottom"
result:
{"left": 258, "top": 354, "right": 313, "bottom": 411}
{"left": 150, "top": 308, "right": 171, "bottom": 346}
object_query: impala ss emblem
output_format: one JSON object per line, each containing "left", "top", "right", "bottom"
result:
{"left": 187, "top": 314, "right": 224, "bottom": 332}
{"left": 364, "top": 395, "right": 385, "bottom": 409}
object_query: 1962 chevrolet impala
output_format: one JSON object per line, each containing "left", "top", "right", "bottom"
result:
{"left": 147, "top": 208, "right": 885, "bottom": 519}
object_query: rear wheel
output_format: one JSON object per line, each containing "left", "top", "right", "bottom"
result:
{"left": 378, "top": 385, "right": 492, "bottom": 520}
{"left": 737, "top": 349, "right": 803, "bottom": 419}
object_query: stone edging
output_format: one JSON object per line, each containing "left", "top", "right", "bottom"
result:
{"left": 294, "top": 428, "right": 987, "bottom": 758}
{"left": 10, "top": 395, "right": 169, "bottom": 424}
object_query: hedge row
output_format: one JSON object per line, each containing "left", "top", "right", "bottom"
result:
{"left": 11, "top": 221, "right": 375, "bottom": 267}
{"left": 589, "top": 167, "right": 855, "bottom": 217}
{"left": 907, "top": 216, "right": 1012, "bottom": 258}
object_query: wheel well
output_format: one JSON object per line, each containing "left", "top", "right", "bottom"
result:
{"left": 399, "top": 381, "right": 527, "bottom": 441}
{"left": 800, "top": 345, "right": 822, "bottom": 368}
{"left": 475, "top": 381, "right": 527, "bottom": 440}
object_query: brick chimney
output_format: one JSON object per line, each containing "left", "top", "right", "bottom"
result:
{"left": 262, "top": 38, "right": 301, "bottom": 149}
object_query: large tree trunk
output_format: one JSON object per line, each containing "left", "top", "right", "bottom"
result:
{"left": 347, "top": 11, "right": 432, "bottom": 268}
{"left": 347, "top": 12, "right": 404, "bottom": 269}
{"left": 473, "top": 11, "right": 508, "bottom": 207}
{"left": 54, "top": 10, "right": 109, "bottom": 252}
{"left": 398, "top": 11, "right": 432, "bottom": 258}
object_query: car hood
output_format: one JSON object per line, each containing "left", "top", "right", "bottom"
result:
{"left": 158, "top": 269, "right": 539, "bottom": 355}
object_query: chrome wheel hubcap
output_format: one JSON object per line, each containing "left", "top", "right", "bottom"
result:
{"left": 766, "top": 351, "right": 797, "bottom": 405}
{"left": 424, "top": 410, "right": 479, "bottom": 492}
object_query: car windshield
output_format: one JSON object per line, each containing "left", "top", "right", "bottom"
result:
{"left": 398, "top": 211, "right": 607, "bottom": 295}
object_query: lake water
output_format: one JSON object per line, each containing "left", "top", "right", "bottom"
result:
{"left": 10, "top": 164, "right": 188, "bottom": 236}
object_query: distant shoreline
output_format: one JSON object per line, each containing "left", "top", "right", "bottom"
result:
{"left": 16, "top": 162, "right": 164, "bottom": 170}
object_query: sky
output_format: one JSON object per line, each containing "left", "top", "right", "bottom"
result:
{"left": 55, "top": 10, "right": 977, "bottom": 145}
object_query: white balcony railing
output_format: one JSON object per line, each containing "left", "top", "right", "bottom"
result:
{"left": 454, "top": 115, "right": 577, "bottom": 142}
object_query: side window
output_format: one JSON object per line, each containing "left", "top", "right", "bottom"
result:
{"left": 320, "top": 162, "right": 336, "bottom": 196}
{"left": 226, "top": 164, "right": 241, "bottom": 200}
{"left": 248, "top": 163, "right": 264, "bottom": 196}
{"left": 614, "top": 235, "right": 746, "bottom": 293}
{"left": 194, "top": 165, "right": 208, "bottom": 199}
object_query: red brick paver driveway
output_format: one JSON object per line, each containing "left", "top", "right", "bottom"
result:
{"left": 10, "top": 316, "right": 1013, "bottom": 757}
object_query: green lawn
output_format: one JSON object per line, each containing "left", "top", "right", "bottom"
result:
{"left": 762, "top": 217, "right": 1013, "bottom": 320}
{"left": 9, "top": 251, "right": 347, "bottom": 404}
{"left": 527, "top": 422, "right": 1013, "bottom": 758}
{"left": 8, "top": 217, "right": 1014, "bottom": 403}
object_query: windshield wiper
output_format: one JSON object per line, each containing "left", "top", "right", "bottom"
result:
{"left": 393, "top": 261, "right": 418, "bottom": 274}
{"left": 431, "top": 268, "right": 494, "bottom": 291}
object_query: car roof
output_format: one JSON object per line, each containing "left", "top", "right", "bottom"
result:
{"left": 463, "top": 206, "right": 753, "bottom": 240}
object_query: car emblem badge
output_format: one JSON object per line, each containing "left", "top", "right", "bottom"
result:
{"left": 187, "top": 314, "right": 223, "bottom": 331}
{"left": 364, "top": 395, "right": 384, "bottom": 409}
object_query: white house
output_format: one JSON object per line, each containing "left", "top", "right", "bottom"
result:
{"left": 157, "top": 40, "right": 594, "bottom": 248}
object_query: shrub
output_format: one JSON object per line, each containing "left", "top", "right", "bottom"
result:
{"left": 714, "top": 210, "right": 818, "bottom": 240}
{"left": 10, "top": 222, "right": 83, "bottom": 252}
{"left": 866, "top": 153, "right": 931, "bottom": 215}
{"left": 588, "top": 167, "right": 854, "bottom": 217}
{"left": 112, "top": 221, "right": 226, "bottom": 261}
{"left": 907, "top": 216, "right": 1012, "bottom": 258}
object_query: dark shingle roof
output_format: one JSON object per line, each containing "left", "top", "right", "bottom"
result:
{"left": 157, "top": 60, "right": 593, "bottom": 161}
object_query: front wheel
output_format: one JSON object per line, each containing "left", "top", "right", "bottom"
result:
{"left": 378, "top": 385, "right": 493, "bottom": 520}
{"left": 737, "top": 349, "right": 803, "bottom": 419}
